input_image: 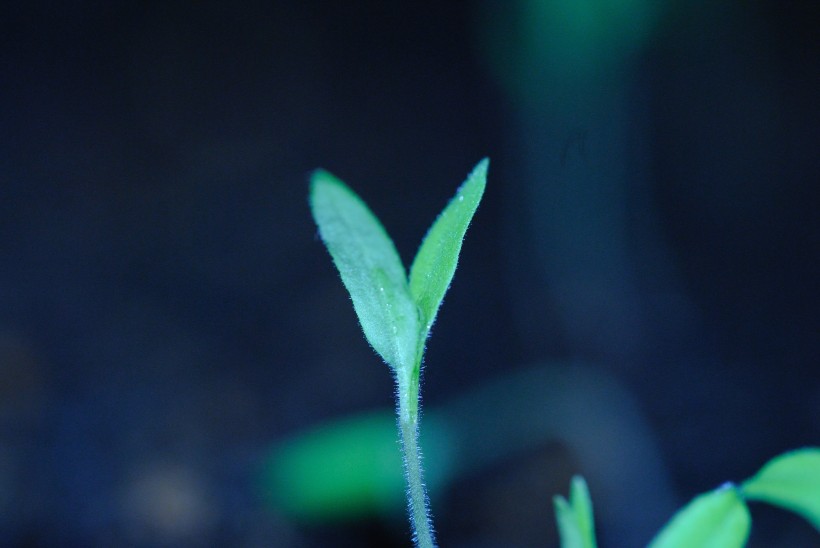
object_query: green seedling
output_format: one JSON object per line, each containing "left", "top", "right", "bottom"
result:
{"left": 309, "top": 159, "right": 488, "bottom": 547}
{"left": 306, "top": 157, "right": 819, "bottom": 547}
{"left": 554, "top": 475, "right": 597, "bottom": 548}
{"left": 558, "top": 448, "right": 819, "bottom": 548}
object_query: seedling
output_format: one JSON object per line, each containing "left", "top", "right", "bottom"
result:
{"left": 309, "top": 159, "right": 488, "bottom": 547}
{"left": 640, "top": 447, "right": 820, "bottom": 547}
{"left": 307, "top": 158, "right": 819, "bottom": 547}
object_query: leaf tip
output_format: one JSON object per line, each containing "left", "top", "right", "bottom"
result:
{"left": 309, "top": 168, "right": 337, "bottom": 194}
{"left": 471, "top": 157, "right": 490, "bottom": 181}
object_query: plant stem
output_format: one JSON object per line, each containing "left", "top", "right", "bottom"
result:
{"left": 398, "top": 382, "right": 436, "bottom": 548}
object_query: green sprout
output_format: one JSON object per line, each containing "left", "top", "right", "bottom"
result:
{"left": 309, "top": 159, "right": 488, "bottom": 547}
{"left": 553, "top": 475, "right": 597, "bottom": 548}
{"left": 306, "top": 157, "right": 819, "bottom": 547}
{"left": 558, "top": 448, "right": 820, "bottom": 548}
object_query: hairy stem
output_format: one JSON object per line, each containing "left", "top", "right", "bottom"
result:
{"left": 398, "top": 380, "right": 436, "bottom": 548}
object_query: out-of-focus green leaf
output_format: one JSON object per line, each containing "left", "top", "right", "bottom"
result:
{"left": 263, "top": 410, "right": 453, "bottom": 522}
{"left": 264, "top": 411, "right": 404, "bottom": 521}
{"left": 309, "top": 170, "right": 419, "bottom": 372}
{"left": 409, "top": 159, "right": 487, "bottom": 339}
{"left": 555, "top": 496, "right": 584, "bottom": 548}
{"left": 649, "top": 484, "right": 750, "bottom": 548}
{"left": 741, "top": 447, "right": 820, "bottom": 531}
{"left": 553, "top": 475, "right": 597, "bottom": 548}
{"left": 570, "top": 476, "right": 596, "bottom": 547}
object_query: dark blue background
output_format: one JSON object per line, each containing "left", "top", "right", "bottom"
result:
{"left": 1, "top": 1, "right": 817, "bottom": 546}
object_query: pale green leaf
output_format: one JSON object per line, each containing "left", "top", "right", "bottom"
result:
{"left": 266, "top": 411, "right": 405, "bottom": 521}
{"left": 554, "top": 496, "right": 585, "bottom": 548}
{"left": 310, "top": 170, "right": 419, "bottom": 371}
{"left": 649, "top": 484, "right": 750, "bottom": 548}
{"left": 741, "top": 447, "right": 820, "bottom": 531}
{"left": 409, "top": 159, "right": 488, "bottom": 337}
{"left": 554, "top": 475, "right": 597, "bottom": 548}
{"left": 570, "top": 476, "right": 596, "bottom": 548}
{"left": 264, "top": 409, "right": 454, "bottom": 522}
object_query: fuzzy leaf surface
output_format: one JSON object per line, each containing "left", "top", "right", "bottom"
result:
{"left": 742, "top": 447, "right": 820, "bottom": 531}
{"left": 409, "top": 159, "right": 488, "bottom": 338}
{"left": 649, "top": 484, "right": 750, "bottom": 548}
{"left": 310, "top": 170, "right": 419, "bottom": 371}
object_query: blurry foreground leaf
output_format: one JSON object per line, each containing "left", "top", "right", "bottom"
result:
{"left": 264, "top": 410, "right": 452, "bottom": 522}
{"left": 649, "top": 484, "right": 750, "bottom": 548}
{"left": 741, "top": 447, "right": 820, "bottom": 531}
{"left": 553, "top": 475, "right": 597, "bottom": 548}
{"left": 265, "top": 411, "right": 404, "bottom": 521}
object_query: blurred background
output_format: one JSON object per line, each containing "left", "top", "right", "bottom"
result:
{"left": 1, "top": 1, "right": 817, "bottom": 546}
